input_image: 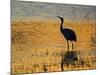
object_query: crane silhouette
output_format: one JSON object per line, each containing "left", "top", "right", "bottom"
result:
{"left": 57, "top": 16, "right": 77, "bottom": 51}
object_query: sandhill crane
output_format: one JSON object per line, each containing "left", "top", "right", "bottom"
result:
{"left": 57, "top": 16, "right": 77, "bottom": 51}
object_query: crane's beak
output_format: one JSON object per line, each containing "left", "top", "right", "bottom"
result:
{"left": 57, "top": 16, "right": 60, "bottom": 18}
{"left": 57, "top": 16, "right": 63, "bottom": 20}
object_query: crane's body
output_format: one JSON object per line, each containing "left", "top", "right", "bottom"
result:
{"left": 61, "top": 28, "right": 77, "bottom": 42}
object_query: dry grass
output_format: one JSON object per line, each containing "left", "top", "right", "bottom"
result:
{"left": 11, "top": 18, "right": 96, "bottom": 74}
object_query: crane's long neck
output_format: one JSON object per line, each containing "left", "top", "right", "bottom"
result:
{"left": 60, "top": 19, "right": 64, "bottom": 32}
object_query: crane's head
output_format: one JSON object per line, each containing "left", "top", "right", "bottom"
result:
{"left": 57, "top": 16, "right": 64, "bottom": 22}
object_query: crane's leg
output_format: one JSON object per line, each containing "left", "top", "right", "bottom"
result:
{"left": 72, "top": 41, "right": 76, "bottom": 51}
{"left": 67, "top": 40, "right": 69, "bottom": 51}
{"left": 72, "top": 41, "right": 74, "bottom": 51}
